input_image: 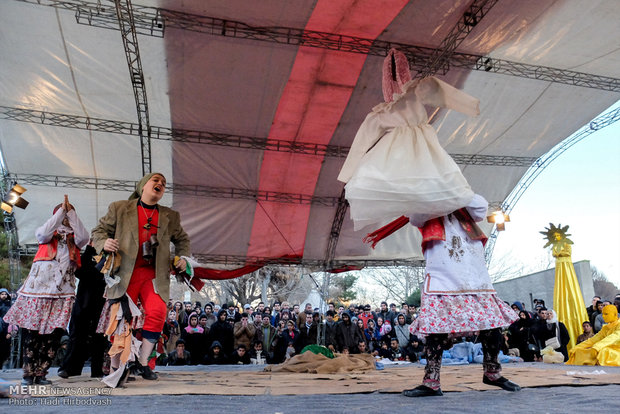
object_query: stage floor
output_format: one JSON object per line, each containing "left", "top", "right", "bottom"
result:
{"left": 2, "top": 361, "right": 620, "bottom": 397}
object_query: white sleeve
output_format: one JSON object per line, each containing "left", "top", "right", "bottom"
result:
{"left": 35, "top": 209, "right": 65, "bottom": 244}
{"left": 416, "top": 76, "right": 480, "bottom": 117}
{"left": 66, "top": 209, "right": 90, "bottom": 248}
{"left": 337, "top": 112, "right": 388, "bottom": 183}
{"left": 465, "top": 194, "right": 488, "bottom": 222}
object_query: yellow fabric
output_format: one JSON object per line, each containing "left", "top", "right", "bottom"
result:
{"left": 552, "top": 243, "right": 588, "bottom": 351}
{"left": 541, "top": 346, "right": 564, "bottom": 364}
{"left": 567, "top": 310, "right": 620, "bottom": 366}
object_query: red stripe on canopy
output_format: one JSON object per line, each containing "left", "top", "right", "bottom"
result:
{"left": 246, "top": 0, "right": 409, "bottom": 259}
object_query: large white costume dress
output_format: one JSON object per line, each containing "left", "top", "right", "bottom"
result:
{"left": 338, "top": 76, "right": 478, "bottom": 230}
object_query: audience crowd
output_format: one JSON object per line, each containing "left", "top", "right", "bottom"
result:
{"left": 2, "top": 286, "right": 620, "bottom": 371}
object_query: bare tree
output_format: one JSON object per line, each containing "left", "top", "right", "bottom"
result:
{"left": 488, "top": 251, "right": 527, "bottom": 283}
{"left": 488, "top": 250, "right": 554, "bottom": 283}
{"left": 362, "top": 266, "right": 425, "bottom": 305}
{"left": 592, "top": 266, "right": 619, "bottom": 300}
{"left": 260, "top": 266, "right": 314, "bottom": 304}
{"left": 179, "top": 265, "right": 312, "bottom": 307}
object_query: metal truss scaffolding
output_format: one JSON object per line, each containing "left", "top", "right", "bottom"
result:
{"left": 485, "top": 104, "right": 620, "bottom": 259}
{"left": 418, "top": 0, "right": 499, "bottom": 78}
{"left": 0, "top": 105, "right": 538, "bottom": 167}
{"left": 191, "top": 253, "right": 425, "bottom": 271}
{"left": 6, "top": 173, "right": 342, "bottom": 206}
{"left": 15, "top": 0, "right": 620, "bottom": 92}
{"left": 113, "top": 0, "right": 152, "bottom": 175}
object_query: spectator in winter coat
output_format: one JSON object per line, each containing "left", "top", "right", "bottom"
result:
{"left": 165, "top": 339, "right": 191, "bottom": 366}
{"left": 364, "top": 319, "right": 381, "bottom": 353}
{"left": 249, "top": 340, "right": 272, "bottom": 365}
{"left": 576, "top": 321, "right": 594, "bottom": 344}
{"left": 358, "top": 305, "right": 375, "bottom": 329}
{"left": 324, "top": 310, "right": 338, "bottom": 352}
{"left": 405, "top": 335, "right": 424, "bottom": 362}
{"left": 209, "top": 309, "right": 235, "bottom": 356}
{"left": 255, "top": 314, "right": 278, "bottom": 358}
{"left": 297, "top": 312, "right": 318, "bottom": 352}
{"left": 277, "top": 320, "right": 300, "bottom": 362}
{"left": 508, "top": 310, "right": 536, "bottom": 361}
{"left": 594, "top": 301, "right": 612, "bottom": 333}
{"left": 387, "top": 337, "right": 405, "bottom": 361}
{"left": 181, "top": 313, "right": 206, "bottom": 365}
{"left": 336, "top": 313, "right": 364, "bottom": 353}
{"left": 203, "top": 340, "right": 229, "bottom": 365}
{"left": 229, "top": 344, "right": 251, "bottom": 365}
{"left": 233, "top": 313, "right": 256, "bottom": 349}
{"left": 201, "top": 304, "right": 217, "bottom": 330}
{"left": 393, "top": 314, "right": 411, "bottom": 347}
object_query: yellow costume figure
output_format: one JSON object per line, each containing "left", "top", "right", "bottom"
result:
{"left": 541, "top": 223, "right": 588, "bottom": 350}
{"left": 567, "top": 305, "right": 620, "bottom": 366}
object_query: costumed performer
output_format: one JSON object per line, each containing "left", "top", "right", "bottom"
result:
{"left": 92, "top": 172, "right": 190, "bottom": 385}
{"left": 338, "top": 48, "right": 478, "bottom": 230}
{"left": 3, "top": 195, "right": 89, "bottom": 385}
{"left": 400, "top": 194, "right": 520, "bottom": 397}
{"left": 567, "top": 304, "right": 620, "bottom": 366}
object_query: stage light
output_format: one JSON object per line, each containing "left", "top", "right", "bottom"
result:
{"left": 487, "top": 210, "right": 510, "bottom": 231}
{"left": 1, "top": 183, "right": 28, "bottom": 213}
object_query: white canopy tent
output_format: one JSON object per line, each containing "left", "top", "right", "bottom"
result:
{"left": 1, "top": 0, "right": 619, "bottom": 277}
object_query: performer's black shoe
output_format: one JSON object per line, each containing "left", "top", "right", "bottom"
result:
{"left": 34, "top": 377, "right": 52, "bottom": 385}
{"left": 483, "top": 376, "right": 521, "bottom": 392}
{"left": 402, "top": 385, "right": 443, "bottom": 397}
{"left": 57, "top": 369, "right": 70, "bottom": 379}
{"left": 21, "top": 376, "right": 34, "bottom": 386}
{"left": 139, "top": 364, "right": 158, "bottom": 380}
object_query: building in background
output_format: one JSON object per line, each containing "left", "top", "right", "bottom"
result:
{"left": 493, "top": 260, "right": 594, "bottom": 311}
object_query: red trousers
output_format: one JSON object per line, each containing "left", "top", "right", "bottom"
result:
{"left": 126, "top": 266, "right": 166, "bottom": 335}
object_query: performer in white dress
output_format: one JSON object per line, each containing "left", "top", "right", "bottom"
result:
{"left": 338, "top": 48, "right": 478, "bottom": 230}
{"left": 402, "top": 194, "right": 519, "bottom": 396}
{"left": 338, "top": 49, "right": 519, "bottom": 397}
{"left": 3, "top": 195, "right": 89, "bottom": 385}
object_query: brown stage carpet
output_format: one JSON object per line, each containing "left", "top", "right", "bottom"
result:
{"left": 50, "top": 364, "right": 620, "bottom": 397}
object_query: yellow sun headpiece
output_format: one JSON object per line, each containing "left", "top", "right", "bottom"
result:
{"left": 540, "top": 223, "right": 573, "bottom": 249}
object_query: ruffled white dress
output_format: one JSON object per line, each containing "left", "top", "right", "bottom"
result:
{"left": 338, "top": 76, "right": 479, "bottom": 230}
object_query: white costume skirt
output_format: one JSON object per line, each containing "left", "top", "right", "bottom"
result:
{"left": 345, "top": 124, "right": 473, "bottom": 230}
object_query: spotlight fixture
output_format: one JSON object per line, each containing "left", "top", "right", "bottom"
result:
{"left": 1, "top": 183, "right": 28, "bottom": 213}
{"left": 487, "top": 210, "right": 510, "bottom": 231}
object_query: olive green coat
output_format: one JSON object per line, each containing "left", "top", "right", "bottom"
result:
{"left": 91, "top": 199, "right": 190, "bottom": 302}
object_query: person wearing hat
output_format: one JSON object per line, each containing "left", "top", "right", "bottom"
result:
{"left": 92, "top": 172, "right": 190, "bottom": 382}
{"left": 3, "top": 195, "right": 89, "bottom": 385}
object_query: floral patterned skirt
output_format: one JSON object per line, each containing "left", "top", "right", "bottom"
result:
{"left": 3, "top": 295, "right": 74, "bottom": 334}
{"left": 410, "top": 293, "right": 517, "bottom": 337}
